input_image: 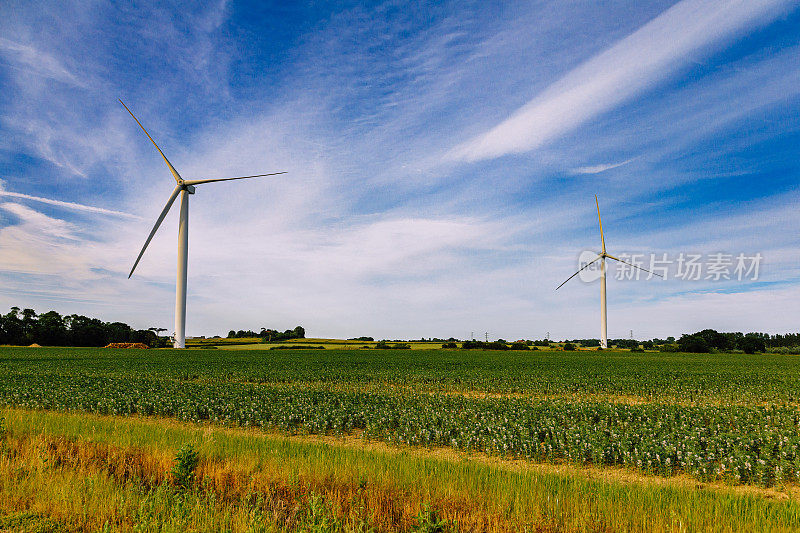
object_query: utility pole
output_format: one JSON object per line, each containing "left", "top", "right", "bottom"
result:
{"left": 471, "top": 331, "right": 474, "bottom": 341}
{"left": 485, "top": 332, "right": 489, "bottom": 342}
{"left": 546, "top": 331, "right": 550, "bottom": 341}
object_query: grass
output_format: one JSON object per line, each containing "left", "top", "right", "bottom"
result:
{"left": 3, "top": 407, "right": 800, "bottom": 532}
{"left": 4, "top": 346, "right": 800, "bottom": 530}
{"left": 4, "top": 348, "right": 800, "bottom": 483}
{"left": 3, "top": 345, "right": 799, "bottom": 401}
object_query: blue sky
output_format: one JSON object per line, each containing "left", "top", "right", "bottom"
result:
{"left": 0, "top": 0, "right": 798, "bottom": 340}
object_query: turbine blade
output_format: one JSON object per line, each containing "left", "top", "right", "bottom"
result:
{"left": 605, "top": 254, "right": 664, "bottom": 278}
{"left": 555, "top": 254, "right": 602, "bottom": 290}
{"left": 595, "top": 195, "right": 606, "bottom": 254}
{"left": 119, "top": 99, "right": 182, "bottom": 183}
{"left": 128, "top": 185, "right": 182, "bottom": 278}
{"left": 183, "top": 171, "right": 287, "bottom": 186}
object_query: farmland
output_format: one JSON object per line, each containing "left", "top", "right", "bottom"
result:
{"left": 186, "top": 337, "right": 457, "bottom": 350}
{"left": 2, "top": 346, "right": 800, "bottom": 530}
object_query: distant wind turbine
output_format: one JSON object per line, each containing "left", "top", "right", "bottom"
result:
{"left": 121, "top": 100, "right": 286, "bottom": 348}
{"left": 556, "top": 196, "right": 661, "bottom": 349}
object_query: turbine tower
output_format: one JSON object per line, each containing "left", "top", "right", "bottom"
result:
{"left": 556, "top": 196, "right": 661, "bottom": 349}
{"left": 121, "top": 100, "right": 286, "bottom": 348}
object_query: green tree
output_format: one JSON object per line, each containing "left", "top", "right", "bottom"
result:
{"left": 2, "top": 308, "right": 23, "bottom": 345}
{"left": 677, "top": 334, "right": 710, "bottom": 353}
{"left": 740, "top": 335, "right": 766, "bottom": 354}
{"left": 35, "top": 311, "right": 66, "bottom": 346}
{"left": 107, "top": 322, "right": 133, "bottom": 343}
{"left": 21, "top": 308, "right": 37, "bottom": 344}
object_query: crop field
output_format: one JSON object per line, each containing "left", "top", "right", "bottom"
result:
{"left": 2, "top": 346, "right": 800, "bottom": 531}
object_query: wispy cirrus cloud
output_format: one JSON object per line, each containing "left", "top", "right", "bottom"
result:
{"left": 449, "top": 0, "right": 795, "bottom": 162}
{"left": 0, "top": 1, "right": 798, "bottom": 340}
{"left": 0, "top": 37, "right": 84, "bottom": 87}
{"left": 571, "top": 158, "right": 637, "bottom": 175}
{"left": 0, "top": 202, "right": 78, "bottom": 241}
{"left": 0, "top": 187, "right": 140, "bottom": 220}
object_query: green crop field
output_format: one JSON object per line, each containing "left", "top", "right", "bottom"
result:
{"left": 2, "top": 346, "right": 800, "bottom": 531}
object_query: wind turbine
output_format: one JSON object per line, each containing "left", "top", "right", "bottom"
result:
{"left": 556, "top": 196, "right": 661, "bottom": 349}
{"left": 121, "top": 100, "right": 286, "bottom": 348}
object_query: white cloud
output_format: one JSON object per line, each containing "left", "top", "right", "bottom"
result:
{"left": 0, "top": 2, "right": 798, "bottom": 341}
{"left": 0, "top": 203, "right": 87, "bottom": 277}
{"left": 571, "top": 158, "right": 637, "bottom": 175}
{"left": 0, "top": 37, "right": 84, "bottom": 87}
{"left": 0, "top": 202, "right": 78, "bottom": 240}
{"left": 0, "top": 187, "right": 140, "bottom": 220}
{"left": 450, "top": 0, "right": 795, "bottom": 162}
{"left": 612, "top": 284, "right": 800, "bottom": 338}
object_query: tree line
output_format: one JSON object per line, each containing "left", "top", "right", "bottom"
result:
{"left": 676, "top": 330, "right": 769, "bottom": 354}
{"left": 0, "top": 307, "right": 162, "bottom": 347}
{"left": 569, "top": 331, "right": 798, "bottom": 354}
{"left": 227, "top": 326, "right": 306, "bottom": 342}
{"left": 2, "top": 305, "right": 795, "bottom": 354}
{"left": 566, "top": 333, "right": 799, "bottom": 354}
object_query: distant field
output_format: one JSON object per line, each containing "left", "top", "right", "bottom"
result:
{"left": 2, "top": 346, "right": 800, "bottom": 530}
{"left": 186, "top": 337, "right": 484, "bottom": 350}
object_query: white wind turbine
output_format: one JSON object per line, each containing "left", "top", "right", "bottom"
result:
{"left": 556, "top": 196, "right": 661, "bottom": 349}
{"left": 121, "top": 100, "right": 286, "bottom": 348}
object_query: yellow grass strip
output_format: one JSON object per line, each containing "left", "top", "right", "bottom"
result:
{"left": 3, "top": 407, "right": 800, "bottom": 532}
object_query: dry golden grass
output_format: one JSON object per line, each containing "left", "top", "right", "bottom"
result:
{"left": 0, "top": 431, "right": 527, "bottom": 532}
{"left": 3, "top": 408, "right": 800, "bottom": 532}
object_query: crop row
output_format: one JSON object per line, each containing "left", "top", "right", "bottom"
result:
{"left": 2, "top": 373, "right": 800, "bottom": 486}
{"left": 2, "top": 347, "right": 800, "bottom": 403}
